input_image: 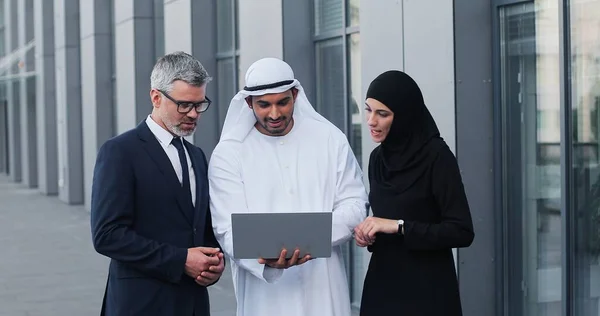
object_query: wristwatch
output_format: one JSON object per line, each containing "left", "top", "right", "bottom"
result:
{"left": 397, "top": 219, "right": 404, "bottom": 235}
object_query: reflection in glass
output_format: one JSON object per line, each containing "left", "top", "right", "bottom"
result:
{"left": 570, "top": 1, "right": 600, "bottom": 314}
{"left": 346, "top": 0, "right": 359, "bottom": 27}
{"left": 348, "top": 33, "right": 361, "bottom": 165}
{"left": 217, "top": 59, "right": 236, "bottom": 129}
{"left": 314, "top": 0, "right": 343, "bottom": 36}
{"left": 216, "top": 0, "right": 238, "bottom": 134}
{"left": 500, "top": 2, "right": 562, "bottom": 315}
{"left": 153, "top": 0, "right": 164, "bottom": 59}
{"left": 217, "top": 0, "right": 235, "bottom": 53}
{"left": 315, "top": 38, "right": 345, "bottom": 130}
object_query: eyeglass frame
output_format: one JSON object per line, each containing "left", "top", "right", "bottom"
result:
{"left": 158, "top": 89, "right": 212, "bottom": 114}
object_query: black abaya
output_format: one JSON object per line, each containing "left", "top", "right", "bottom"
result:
{"left": 359, "top": 71, "right": 474, "bottom": 316}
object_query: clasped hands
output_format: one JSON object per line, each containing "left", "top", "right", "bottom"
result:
{"left": 354, "top": 216, "right": 399, "bottom": 247}
{"left": 258, "top": 248, "right": 312, "bottom": 269}
{"left": 185, "top": 247, "right": 225, "bottom": 286}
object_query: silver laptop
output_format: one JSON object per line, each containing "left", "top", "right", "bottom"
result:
{"left": 231, "top": 212, "right": 332, "bottom": 260}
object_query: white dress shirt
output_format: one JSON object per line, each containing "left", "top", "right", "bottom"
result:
{"left": 146, "top": 115, "right": 196, "bottom": 206}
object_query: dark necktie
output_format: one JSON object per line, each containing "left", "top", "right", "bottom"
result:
{"left": 171, "top": 137, "right": 192, "bottom": 203}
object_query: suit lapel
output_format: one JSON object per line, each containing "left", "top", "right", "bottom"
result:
{"left": 136, "top": 122, "right": 194, "bottom": 224}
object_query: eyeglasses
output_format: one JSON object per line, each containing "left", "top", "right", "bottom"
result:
{"left": 158, "top": 89, "right": 212, "bottom": 114}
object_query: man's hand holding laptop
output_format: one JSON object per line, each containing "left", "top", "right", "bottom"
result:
{"left": 258, "top": 248, "right": 312, "bottom": 269}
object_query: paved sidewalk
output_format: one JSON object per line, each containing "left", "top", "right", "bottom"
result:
{"left": 0, "top": 174, "right": 236, "bottom": 316}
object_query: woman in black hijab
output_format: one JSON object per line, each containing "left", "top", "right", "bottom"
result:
{"left": 354, "top": 70, "right": 474, "bottom": 316}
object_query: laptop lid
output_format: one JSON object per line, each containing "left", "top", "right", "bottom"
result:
{"left": 231, "top": 212, "right": 333, "bottom": 260}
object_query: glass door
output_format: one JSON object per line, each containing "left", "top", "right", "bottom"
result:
{"left": 569, "top": 0, "right": 600, "bottom": 314}
{"left": 499, "top": 1, "right": 562, "bottom": 315}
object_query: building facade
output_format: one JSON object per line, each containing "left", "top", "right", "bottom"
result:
{"left": 0, "top": 0, "right": 599, "bottom": 315}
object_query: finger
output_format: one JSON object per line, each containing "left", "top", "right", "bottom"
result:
{"left": 199, "top": 271, "right": 220, "bottom": 281}
{"left": 353, "top": 227, "right": 361, "bottom": 238}
{"left": 360, "top": 224, "right": 371, "bottom": 243}
{"left": 355, "top": 235, "right": 368, "bottom": 247}
{"left": 367, "top": 224, "right": 378, "bottom": 239}
{"left": 361, "top": 222, "right": 372, "bottom": 237}
{"left": 361, "top": 221, "right": 372, "bottom": 233}
{"left": 297, "top": 254, "right": 312, "bottom": 265}
{"left": 204, "top": 255, "right": 220, "bottom": 266}
{"left": 356, "top": 229, "right": 368, "bottom": 243}
{"left": 277, "top": 249, "right": 288, "bottom": 266}
{"left": 209, "top": 261, "right": 225, "bottom": 273}
{"left": 354, "top": 226, "right": 365, "bottom": 241}
{"left": 259, "top": 258, "right": 278, "bottom": 267}
{"left": 195, "top": 277, "right": 212, "bottom": 286}
{"left": 356, "top": 240, "right": 368, "bottom": 247}
{"left": 196, "top": 247, "right": 221, "bottom": 255}
{"left": 354, "top": 223, "right": 363, "bottom": 233}
{"left": 288, "top": 249, "right": 300, "bottom": 266}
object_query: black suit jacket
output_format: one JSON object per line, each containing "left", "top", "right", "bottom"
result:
{"left": 91, "top": 121, "right": 221, "bottom": 316}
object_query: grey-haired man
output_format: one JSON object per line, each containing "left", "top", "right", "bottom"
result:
{"left": 91, "top": 51, "right": 224, "bottom": 315}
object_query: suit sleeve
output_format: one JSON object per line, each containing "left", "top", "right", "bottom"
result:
{"left": 90, "top": 140, "right": 188, "bottom": 284}
{"left": 196, "top": 148, "right": 225, "bottom": 287}
{"left": 198, "top": 149, "right": 222, "bottom": 250}
{"left": 402, "top": 148, "right": 475, "bottom": 250}
{"left": 208, "top": 143, "right": 283, "bottom": 284}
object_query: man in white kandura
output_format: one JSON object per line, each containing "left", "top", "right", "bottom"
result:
{"left": 208, "top": 57, "right": 369, "bottom": 316}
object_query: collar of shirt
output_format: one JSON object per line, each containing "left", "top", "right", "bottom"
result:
{"left": 145, "top": 115, "right": 177, "bottom": 147}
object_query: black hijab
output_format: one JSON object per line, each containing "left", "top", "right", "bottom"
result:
{"left": 366, "top": 70, "right": 445, "bottom": 193}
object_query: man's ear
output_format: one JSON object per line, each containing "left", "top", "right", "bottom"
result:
{"left": 150, "top": 89, "right": 162, "bottom": 108}
{"left": 291, "top": 88, "right": 299, "bottom": 101}
{"left": 245, "top": 96, "right": 252, "bottom": 108}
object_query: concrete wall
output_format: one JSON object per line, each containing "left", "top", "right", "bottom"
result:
{"left": 34, "top": 0, "right": 58, "bottom": 195}
{"left": 163, "top": 0, "right": 219, "bottom": 154}
{"left": 114, "top": 0, "right": 156, "bottom": 134}
{"left": 80, "top": 0, "right": 115, "bottom": 211}
{"left": 237, "top": 0, "right": 283, "bottom": 88}
{"left": 6, "top": 0, "right": 21, "bottom": 182}
{"left": 18, "top": 0, "right": 36, "bottom": 188}
{"left": 54, "top": 0, "right": 84, "bottom": 204}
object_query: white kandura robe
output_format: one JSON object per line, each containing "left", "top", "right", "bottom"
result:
{"left": 208, "top": 116, "right": 369, "bottom": 316}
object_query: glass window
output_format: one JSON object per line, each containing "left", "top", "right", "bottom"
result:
{"left": 217, "top": 0, "right": 235, "bottom": 54}
{"left": 217, "top": 58, "right": 236, "bottom": 126}
{"left": 216, "top": 0, "right": 239, "bottom": 131}
{"left": 0, "top": 0, "right": 4, "bottom": 35}
{"left": 570, "top": 0, "right": 600, "bottom": 314}
{"left": 153, "top": 0, "right": 164, "bottom": 59}
{"left": 314, "top": 0, "right": 343, "bottom": 36}
{"left": 315, "top": 38, "right": 345, "bottom": 130}
{"left": 0, "top": 28, "right": 4, "bottom": 56}
{"left": 348, "top": 32, "right": 361, "bottom": 165}
{"left": 500, "top": 2, "right": 562, "bottom": 315}
{"left": 346, "top": 0, "right": 359, "bottom": 28}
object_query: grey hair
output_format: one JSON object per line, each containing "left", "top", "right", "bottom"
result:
{"left": 150, "top": 51, "right": 212, "bottom": 92}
